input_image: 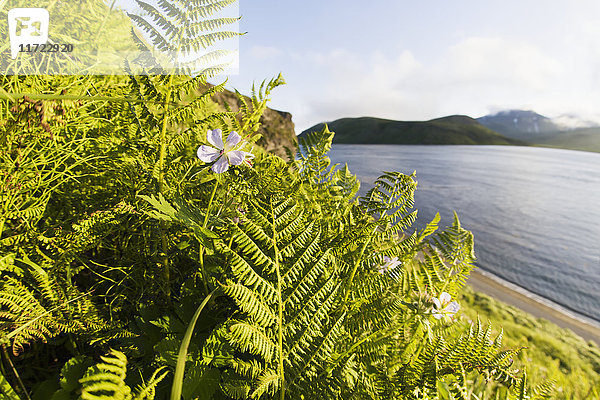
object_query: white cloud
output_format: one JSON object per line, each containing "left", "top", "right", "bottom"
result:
{"left": 442, "top": 37, "right": 563, "bottom": 91}
{"left": 235, "top": 34, "right": 600, "bottom": 132}
{"left": 293, "top": 48, "right": 431, "bottom": 128}
{"left": 248, "top": 45, "right": 282, "bottom": 60}
{"left": 286, "top": 36, "right": 595, "bottom": 131}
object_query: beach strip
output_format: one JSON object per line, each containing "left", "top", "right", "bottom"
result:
{"left": 467, "top": 269, "right": 600, "bottom": 345}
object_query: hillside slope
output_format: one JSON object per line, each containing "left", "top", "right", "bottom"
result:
{"left": 201, "top": 84, "right": 297, "bottom": 157}
{"left": 477, "top": 109, "right": 600, "bottom": 153}
{"left": 301, "top": 115, "right": 526, "bottom": 145}
{"left": 535, "top": 127, "right": 600, "bottom": 153}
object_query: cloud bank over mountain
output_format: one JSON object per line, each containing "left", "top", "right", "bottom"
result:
{"left": 223, "top": 1, "right": 600, "bottom": 132}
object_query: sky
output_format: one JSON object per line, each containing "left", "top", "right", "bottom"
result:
{"left": 213, "top": 0, "right": 600, "bottom": 132}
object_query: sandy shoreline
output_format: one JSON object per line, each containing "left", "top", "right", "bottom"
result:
{"left": 467, "top": 269, "right": 600, "bottom": 345}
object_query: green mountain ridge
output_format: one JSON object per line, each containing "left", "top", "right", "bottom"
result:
{"left": 300, "top": 115, "right": 527, "bottom": 146}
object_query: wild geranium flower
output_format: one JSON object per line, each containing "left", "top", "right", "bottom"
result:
{"left": 432, "top": 292, "right": 460, "bottom": 321}
{"left": 197, "top": 129, "right": 253, "bottom": 173}
{"left": 232, "top": 207, "right": 247, "bottom": 224}
{"left": 242, "top": 148, "right": 255, "bottom": 166}
{"left": 376, "top": 255, "right": 401, "bottom": 274}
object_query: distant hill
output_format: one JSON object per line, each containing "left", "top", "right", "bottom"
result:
{"left": 300, "top": 115, "right": 526, "bottom": 146}
{"left": 476, "top": 110, "right": 562, "bottom": 140}
{"left": 535, "top": 127, "right": 600, "bottom": 153}
{"left": 477, "top": 109, "right": 600, "bottom": 152}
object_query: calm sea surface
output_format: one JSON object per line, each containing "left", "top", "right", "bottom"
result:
{"left": 328, "top": 145, "right": 600, "bottom": 324}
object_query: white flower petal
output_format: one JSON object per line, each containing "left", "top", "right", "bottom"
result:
{"left": 207, "top": 129, "right": 224, "bottom": 149}
{"left": 225, "top": 131, "right": 242, "bottom": 149}
{"left": 433, "top": 313, "right": 442, "bottom": 320}
{"left": 432, "top": 297, "right": 442, "bottom": 310}
{"left": 197, "top": 145, "right": 221, "bottom": 162}
{"left": 227, "top": 150, "right": 246, "bottom": 166}
{"left": 211, "top": 156, "right": 229, "bottom": 173}
{"left": 439, "top": 292, "right": 452, "bottom": 305}
{"left": 446, "top": 301, "right": 460, "bottom": 314}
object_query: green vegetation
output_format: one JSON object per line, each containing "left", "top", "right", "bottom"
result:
{"left": 301, "top": 116, "right": 527, "bottom": 146}
{"left": 0, "top": 68, "right": 554, "bottom": 397}
{"left": 204, "top": 84, "right": 297, "bottom": 158}
{"left": 0, "top": 1, "right": 593, "bottom": 399}
{"left": 459, "top": 286, "right": 600, "bottom": 398}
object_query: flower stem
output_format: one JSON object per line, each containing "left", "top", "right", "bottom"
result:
{"left": 198, "top": 180, "right": 219, "bottom": 295}
{"left": 155, "top": 7, "right": 188, "bottom": 299}
{"left": 203, "top": 180, "right": 219, "bottom": 228}
{"left": 270, "top": 200, "right": 286, "bottom": 400}
{"left": 170, "top": 288, "right": 218, "bottom": 400}
{"left": 2, "top": 345, "right": 31, "bottom": 400}
{"left": 157, "top": 74, "right": 176, "bottom": 299}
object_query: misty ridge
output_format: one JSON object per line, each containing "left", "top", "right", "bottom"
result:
{"left": 298, "top": 109, "right": 600, "bottom": 153}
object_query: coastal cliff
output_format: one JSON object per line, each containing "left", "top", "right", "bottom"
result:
{"left": 203, "top": 84, "right": 297, "bottom": 158}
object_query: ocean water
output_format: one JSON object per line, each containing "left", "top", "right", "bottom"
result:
{"left": 328, "top": 145, "right": 600, "bottom": 324}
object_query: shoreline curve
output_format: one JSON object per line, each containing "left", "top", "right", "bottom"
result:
{"left": 467, "top": 269, "right": 600, "bottom": 345}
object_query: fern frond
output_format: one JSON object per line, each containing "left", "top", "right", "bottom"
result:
{"left": 250, "top": 369, "right": 279, "bottom": 398}
{"left": 80, "top": 350, "right": 130, "bottom": 400}
{"left": 132, "top": 366, "right": 169, "bottom": 400}
{"left": 331, "top": 164, "right": 360, "bottom": 203}
{"left": 219, "top": 242, "right": 278, "bottom": 302}
{"left": 360, "top": 171, "right": 418, "bottom": 239}
{"left": 0, "top": 276, "right": 54, "bottom": 355}
{"left": 0, "top": 263, "right": 106, "bottom": 355}
{"left": 128, "top": 0, "right": 241, "bottom": 74}
{"left": 531, "top": 378, "right": 555, "bottom": 399}
{"left": 429, "top": 212, "right": 476, "bottom": 291}
{"left": 229, "top": 358, "right": 264, "bottom": 380}
{"left": 296, "top": 124, "right": 335, "bottom": 186}
{"left": 289, "top": 312, "right": 347, "bottom": 382}
{"left": 222, "top": 282, "right": 275, "bottom": 327}
{"left": 166, "top": 78, "right": 226, "bottom": 124}
{"left": 284, "top": 278, "right": 340, "bottom": 341}
{"left": 221, "top": 377, "right": 252, "bottom": 400}
{"left": 227, "top": 321, "right": 277, "bottom": 362}
{"left": 74, "top": 350, "right": 168, "bottom": 400}
{"left": 282, "top": 249, "right": 330, "bottom": 306}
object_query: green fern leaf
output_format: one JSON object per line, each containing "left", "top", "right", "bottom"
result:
{"left": 228, "top": 321, "right": 277, "bottom": 362}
